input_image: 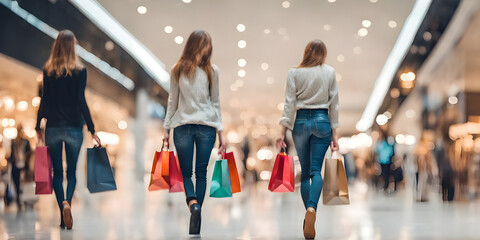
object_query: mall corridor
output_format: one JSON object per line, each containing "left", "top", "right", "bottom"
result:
{"left": 2, "top": 0, "right": 480, "bottom": 239}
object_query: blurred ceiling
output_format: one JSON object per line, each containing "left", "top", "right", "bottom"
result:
{"left": 96, "top": 0, "right": 415, "bottom": 135}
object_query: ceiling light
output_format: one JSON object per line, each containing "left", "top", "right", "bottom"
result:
{"left": 230, "top": 84, "right": 238, "bottom": 92}
{"left": 2, "top": 119, "right": 8, "bottom": 128}
{"left": 356, "top": 0, "right": 432, "bottom": 132}
{"left": 353, "top": 47, "right": 362, "bottom": 54}
{"left": 418, "top": 46, "right": 427, "bottom": 55}
{"left": 410, "top": 45, "right": 418, "bottom": 54}
{"left": 384, "top": 111, "right": 392, "bottom": 119}
{"left": 137, "top": 6, "right": 147, "bottom": 14}
{"left": 174, "top": 36, "right": 184, "bottom": 44}
{"left": 282, "top": 1, "right": 291, "bottom": 8}
{"left": 8, "top": 118, "right": 15, "bottom": 127}
{"left": 17, "top": 101, "right": 28, "bottom": 111}
{"left": 376, "top": 114, "right": 388, "bottom": 126}
{"left": 323, "top": 24, "right": 331, "bottom": 31}
{"left": 261, "top": 63, "right": 269, "bottom": 70}
{"left": 164, "top": 26, "right": 173, "bottom": 34}
{"left": 388, "top": 20, "right": 398, "bottom": 28}
{"left": 32, "top": 97, "right": 41, "bottom": 107}
{"left": 328, "top": 0, "right": 336, "bottom": 2}
{"left": 182, "top": 0, "right": 192, "bottom": 3}
{"left": 36, "top": 74, "right": 42, "bottom": 82}
{"left": 337, "top": 55, "right": 345, "bottom": 62}
{"left": 357, "top": 28, "right": 368, "bottom": 37}
{"left": 237, "top": 58, "right": 246, "bottom": 67}
{"left": 238, "top": 40, "right": 247, "bottom": 48}
{"left": 3, "top": 98, "right": 14, "bottom": 111}
{"left": 277, "top": 28, "right": 287, "bottom": 35}
{"left": 238, "top": 69, "right": 246, "bottom": 77}
{"left": 266, "top": 77, "right": 275, "bottom": 85}
{"left": 395, "top": 134, "right": 405, "bottom": 144}
{"left": 370, "top": 0, "right": 378, "bottom": 2}
{"left": 423, "top": 31, "right": 432, "bottom": 41}
{"left": 264, "top": 29, "right": 271, "bottom": 34}
{"left": 390, "top": 88, "right": 400, "bottom": 98}
{"left": 277, "top": 103, "right": 285, "bottom": 111}
{"left": 104, "top": 41, "right": 114, "bottom": 51}
{"left": 118, "top": 120, "right": 127, "bottom": 130}
{"left": 448, "top": 96, "right": 458, "bottom": 105}
{"left": 362, "top": 20, "right": 372, "bottom": 28}
{"left": 237, "top": 24, "right": 246, "bottom": 32}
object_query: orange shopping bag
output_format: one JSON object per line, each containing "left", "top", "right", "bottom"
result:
{"left": 268, "top": 148, "right": 295, "bottom": 192}
{"left": 222, "top": 152, "right": 241, "bottom": 193}
{"left": 148, "top": 141, "right": 171, "bottom": 191}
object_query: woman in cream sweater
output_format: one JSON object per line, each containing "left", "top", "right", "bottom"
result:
{"left": 277, "top": 39, "right": 340, "bottom": 239}
{"left": 163, "top": 30, "right": 226, "bottom": 235}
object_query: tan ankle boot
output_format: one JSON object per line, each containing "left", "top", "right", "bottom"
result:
{"left": 62, "top": 201, "right": 73, "bottom": 230}
{"left": 303, "top": 207, "right": 316, "bottom": 239}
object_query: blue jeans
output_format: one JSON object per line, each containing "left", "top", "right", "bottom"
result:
{"left": 174, "top": 124, "right": 216, "bottom": 206}
{"left": 292, "top": 109, "right": 332, "bottom": 210}
{"left": 45, "top": 127, "right": 83, "bottom": 211}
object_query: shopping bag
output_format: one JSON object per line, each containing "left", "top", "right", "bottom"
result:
{"left": 148, "top": 141, "right": 184, "bottom": 192}
{"left": 209, "top": 159, "right": 232, "bottom": 198}
{"left": 223, "top": 152, "right": 241, "bottom": 193}
{"left": 268, "top": 149, "right": 295, "bottom": 192}
{"left": 87, "top": 146, "right": 117, "bottom": 193}
{"left": 148, "top": 151, "right": 170, "bottom": 191}
{"left": 34, "top": 146, "right": 53, "bottom": 194}
{"left": 322, "top": 153, "right": 350, "bottom": 205}
{"left": 167, "top": 153, "right": 184, "bottom": 193}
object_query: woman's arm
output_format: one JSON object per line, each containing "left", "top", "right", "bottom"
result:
{"left": 78, "top": 68, "right": 95, "bottom": 134}
{"left": 35, "top": 71, "right": 48, "bottom": 133}
{"left": 279, "top": 70, "right": 296, "bottom": 131}
{"left": 210, "top": 66, "right": 226, "bottom": 152}
{"left": 163, "top": 73, "right": 180, "bottom": 140}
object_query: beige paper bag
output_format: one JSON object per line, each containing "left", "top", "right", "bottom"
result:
{"left": 322, "top": 156, "right": 350, "bottom": 205}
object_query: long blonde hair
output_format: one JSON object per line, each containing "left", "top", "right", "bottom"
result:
{"left": 298, "top": 40, "right": 327, "bottom": 68}
{"left": 172, "top": 30, "right": 213, "bottom": 84}
{"left": 44, "top": 30, "right": 83, "bottom": 78}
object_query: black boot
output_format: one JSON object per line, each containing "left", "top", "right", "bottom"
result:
{"left": 60, "top": 212, "right": 65, "bottom": 229}
{"left": 189, "top": 203, "right": 201, "bottom": 235}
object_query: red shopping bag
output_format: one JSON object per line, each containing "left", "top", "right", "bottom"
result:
{"left": 167, "top": 153, "right": 184, "bottom": 193}
{"left": 268, "top": 150, "right": 294, "bottom": 192}
{"left": 34, "top": 146, "right": 53, "bottom": 194}
{"left": 222, "top": 152, "right": 241, "bottom": 193}
{"left": 148, "top": 141, "right": 184, "bottom": 192}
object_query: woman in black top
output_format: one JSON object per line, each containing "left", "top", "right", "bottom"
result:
{"left": 36, "top": 30, "right": 101, "bottom": 230}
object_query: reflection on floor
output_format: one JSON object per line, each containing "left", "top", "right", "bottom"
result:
{"left": 2, "top": 180, "right": 480, "bottom": 240}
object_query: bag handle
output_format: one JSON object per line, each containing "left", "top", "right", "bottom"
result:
{"left": 161, "top": 139, "right": 169, "bottom": 151}
{"left": 280, "top": 147, "right": 287, "bottom": 154}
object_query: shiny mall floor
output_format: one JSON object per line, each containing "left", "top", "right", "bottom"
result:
{"left": 2, "top": 176, "right": 480, "bottom": 240}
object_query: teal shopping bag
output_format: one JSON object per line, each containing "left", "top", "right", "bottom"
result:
{"left": 209, "top": 159, "right": 233, "bottom": 198}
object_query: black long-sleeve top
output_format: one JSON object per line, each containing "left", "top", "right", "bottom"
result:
{"left": 35, "top": 68, "right": 95, "bottom": 134}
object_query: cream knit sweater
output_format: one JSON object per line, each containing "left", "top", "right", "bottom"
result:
{"left": 280, "top": 64, "right": 339, "bottom": 130}
{"left": 164, "top": 65, "right": 224, "bottom": 131}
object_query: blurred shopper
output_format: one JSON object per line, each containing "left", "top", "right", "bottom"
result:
{"left": 5, "top": 124, "right": 32, "bottom": 211}
{"left": 163, "top": 30, "right": 226, "bottom": 235}
{"left": 35, "top": 30, "right": 101, "bottom": 229}
{"left": 277, "top": 40, "right": 339, "bottom": 239}
{"left": 375, "top": 133, "right": 395, "bottom": 193}
{"left": 414, "top": 132, "right": 438, "bottom": 202}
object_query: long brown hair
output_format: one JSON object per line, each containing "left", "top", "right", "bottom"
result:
{"left": 44, "top": 30, "right": 83, "bottom": 78}
{"left": 172, "top": 30, "right": 213, "bottom": 84}
{"left": 298, "top": 40, "right": 327, "bottom": 68}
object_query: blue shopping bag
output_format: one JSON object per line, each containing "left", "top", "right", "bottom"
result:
{"left": 87, "top": 147, "right": 117, "bottom": 193}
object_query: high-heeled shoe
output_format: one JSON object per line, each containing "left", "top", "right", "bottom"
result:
{"left": 189, "top": 203, "right": 201, "bottom": 235}
{"left": 62, "top": 201, "right": 73, "bottom": 230}
{"left": 303, "top": 207, "right": 316, "bottom": 239}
